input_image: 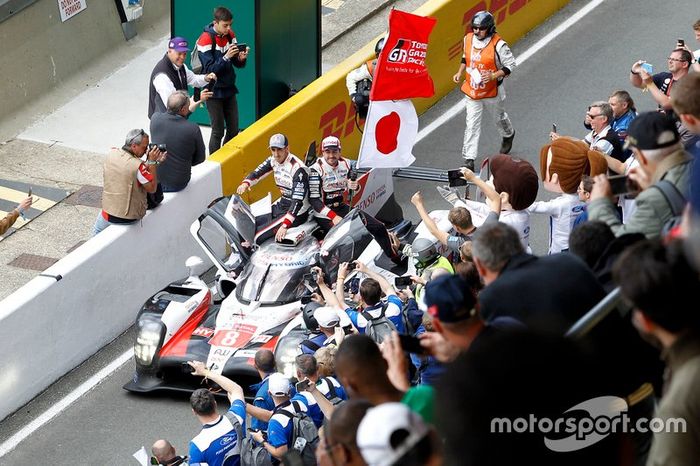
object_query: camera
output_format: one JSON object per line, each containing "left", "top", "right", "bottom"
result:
{"left": 347, "top": 262, "right": 357, "bottom": 271}
{"left": 149, "top": 143, "right": 167, "bottom": 152}
{"left": 607, "top": 175, "right": 640, "bottom": 196}
{"left": 295, "top": 379, "right": 311, "bottom": 392}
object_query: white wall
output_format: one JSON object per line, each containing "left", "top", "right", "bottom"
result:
{"left": 0, "top": 161, "right": 222, "bottom": 421}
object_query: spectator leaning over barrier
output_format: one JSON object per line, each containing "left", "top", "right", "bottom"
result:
{"left": 148, "top": 37, "right": 215, "bottom": 119}
{"left": 0, "top": 195, "right": 32, "bottom": 236}
{"left": 151, "top": 439, "right": 187, "bottom": 466}
{"left": 613, "top": 239, "right": 700, "bottom": 466}
{"left": 589, "top": 112, "right": 691, "bottom": 239}
{"left": 551, "top": 101, "right": 625, "bottom": 163}
{"left": 608, "top": 90, "right": 637, "bottom": 146}
{"left": 630, "top": 47, "right": 693, "bottom": 143}
{"left": 196, "top": 6, "right": 249, "bottom": 154}
{"left": 187, "top": 360, "right": 246, "bottom": 466}
{"left": 237, "top": 133, "right": 310, "bottom": 243}
{"left": 453, "top": 10, "right": 516, "bottom": 171}
{"left": 93, "top": 129, "right": 166, "bottom": 236}
{"left": 149, "top": 91, "right": 206, "bottom": 193}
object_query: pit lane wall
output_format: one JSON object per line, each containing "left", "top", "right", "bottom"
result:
{"left": 0, "top": 0, "right": 568, "bottom": 422}
{"left": 0, "top": 163, "right": 222, "bottom": 422}
{"left": 212, "top": 0, "right": 570, "bottom": 199}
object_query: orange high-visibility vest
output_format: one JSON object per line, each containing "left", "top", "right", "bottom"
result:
{"left": 366, "top": 59, "right": 377, "bottom": 76}
{"left": 461, "top": 32, "right": 502, "bottom": 100}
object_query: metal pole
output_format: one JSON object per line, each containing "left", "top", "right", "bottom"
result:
{"left": 565, "top": 287, "right": 623, "bottom": 339}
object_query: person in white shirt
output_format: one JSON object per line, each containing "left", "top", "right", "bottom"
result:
{"left": 528, "top": 137, "right": 607, "bottom": 253}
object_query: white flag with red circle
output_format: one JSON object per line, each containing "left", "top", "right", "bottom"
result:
{"left": 357, "top": 99, "right": 418, "bottom": 168}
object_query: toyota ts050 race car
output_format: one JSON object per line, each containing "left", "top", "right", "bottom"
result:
{"left": 124, "top": 169, "right": 413, "bottom": 395}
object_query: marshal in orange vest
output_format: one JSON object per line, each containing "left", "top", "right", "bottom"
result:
{"left": 461, "top": 32, "right": 502, "bottom": 100}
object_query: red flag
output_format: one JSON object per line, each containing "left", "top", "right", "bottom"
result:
{"left": 370, "top": 9, "right": 437, "bottom": 101}
{"left": 357, "top": 100, "right": 418, "bottom": 168}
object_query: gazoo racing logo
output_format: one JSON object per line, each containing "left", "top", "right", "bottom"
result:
{"left": 387, "top": 39, "right": 428, "bottom": 67}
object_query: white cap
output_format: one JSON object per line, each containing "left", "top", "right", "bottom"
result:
{"left": 314, "top": 306, "right": 340, "bottom": 328}
{"left": 356, "top": 403, "right": 430, "bottom": 466}
{"left": 267, "top": 373, "right": 291, "bottom": 396}
{"left": 321, "top": 135, "right": 341, "bottom": 151}
{"left": 269, "top": 133, "right": 288, "bottom": 149}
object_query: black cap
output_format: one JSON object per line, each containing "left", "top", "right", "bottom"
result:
{"left": 624, "top": 112, "right": 679, "bottom": 150}
{"left": 424, "top": 275, "right": 476, "bottom": 323}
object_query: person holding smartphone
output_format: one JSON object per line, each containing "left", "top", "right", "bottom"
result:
{"left": 196, "top": 6, "right": 249, "bottom": 154}
{"left": 1, "top": 194, "right": 33, "bottom": 236}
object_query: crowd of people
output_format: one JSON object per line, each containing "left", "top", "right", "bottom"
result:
{"left": 83, "top": 5, "right": 700, "bottom": 466}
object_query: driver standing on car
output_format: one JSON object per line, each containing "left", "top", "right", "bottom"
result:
{"left": 237, "top": 133, "right": 310, "bottom": 243}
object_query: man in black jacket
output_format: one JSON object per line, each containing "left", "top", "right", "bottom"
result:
{"left": 196, "top": 6, "right": 249, "bottom": 153}
{"left": 150, "top": 91, "right": 206, "bottom": 193}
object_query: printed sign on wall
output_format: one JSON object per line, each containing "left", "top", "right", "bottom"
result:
{"left": 58, "top": 0, "right": 87, "bottom": 22}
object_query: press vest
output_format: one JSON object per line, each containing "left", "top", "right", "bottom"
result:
{"left": 461, "top": 33, "right": 502, "bottom": 100}
{"left": 148, "top": 54, "right": 187, "bottom": 118}
{"left": 102, "top": 148, "right": 147, "bottom": 220}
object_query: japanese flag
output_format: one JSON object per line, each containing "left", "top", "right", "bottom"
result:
{"left": 357, "top": 99, "right": 418, "bottom": 169}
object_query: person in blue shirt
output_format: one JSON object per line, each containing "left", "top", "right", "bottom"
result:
{"left": 187, "top": 361, "right": 247, "bottom": 466}
{"left": 608, "top": 90, "right": 637, "bottom": 145}
{"left": 339, "top": 261, "right": 405, "bottom": 334}
{"left": 249, "top": 349, "right": 276, "bottom": 431}
{"left": 249, "top": 373, "right": 302, "bottom": 462}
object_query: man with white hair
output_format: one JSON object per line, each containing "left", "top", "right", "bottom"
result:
{"left": 589, "top": 112, "right": 691, "bottom": 239}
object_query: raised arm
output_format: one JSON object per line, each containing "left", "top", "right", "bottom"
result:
{"left": 410, "top": 191, "right": 450, "bottom": 246}
{"left": 188, "top": 361, "right": 244, "bottom": 403}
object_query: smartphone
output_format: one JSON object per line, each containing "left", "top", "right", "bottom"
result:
{"left": 346, "top": 262, "right": 357, "bottom": 271}
{"left": 295, "top": 379, "right": 311, "bottom": 392}
{"left": 236, "top": 43, "right": 248, "bottom": 52}
{"left": 552, "top": 123, "right": 557, "bottom": 133}
{"left": 205, "top": 79, "right": 216, "bottom": 92}
{"left": 27, "top": 187, "right": 32, "bottom": 197}
{"left": 397, "top": 333, "right": 427, "bottom": 355}
{"left": 607, "top": 175, "right": 639, "bottom": 196}
{"left": 300, "top": 293, "right": 313, "bottom": 305}
{"left": 677, "top": 38, "right": 685, "bottom": 47}
{"left": 181, "top": 362, "right": 195, "bottom": 374}
{"left": 447, "top": 169, "right": 467, "bottom": 187}
{"left": 394, "top": 276, "right": 412, "bottom": 288}
{"left": 640, "top": 62, "right": 653, "bottom": 74}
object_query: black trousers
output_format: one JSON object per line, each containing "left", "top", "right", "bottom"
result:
{"left": 206, "top": 94, "right": 239, "bottom": 154}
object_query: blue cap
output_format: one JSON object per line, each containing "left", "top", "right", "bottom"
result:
{"left": 425, "top": 274, "right": 476, "bottom": 323}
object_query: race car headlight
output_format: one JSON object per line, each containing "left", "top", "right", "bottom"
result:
{"left": 275, "top": 335, "right": 305, "bottom": 378}
{"left": 134, "top": 320, "right": 166, "bottom": 366}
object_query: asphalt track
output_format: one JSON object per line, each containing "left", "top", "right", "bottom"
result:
{"left": 1, "top": 0, "right": 696, "bottom": 463}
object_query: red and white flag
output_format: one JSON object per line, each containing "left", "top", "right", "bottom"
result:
{"left": 370, "top": 9, "right": 437, "bottom": 101}
{"left": 357, "top": 100, "right": 418, "bottom": 168}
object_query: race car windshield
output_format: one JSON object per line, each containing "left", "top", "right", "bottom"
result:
{"left": 236, "top": 238, "right": 320, "bottom": 305}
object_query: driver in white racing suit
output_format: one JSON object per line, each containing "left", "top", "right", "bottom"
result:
{"left": 237, "top": 133, "right": 310, "bottom": 243}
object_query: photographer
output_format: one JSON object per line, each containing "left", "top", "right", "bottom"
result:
{"left": 338, "top": 261, "right": 405, "bottom": 334}
{"left": 345, "top": 38, "right": 385, "bottom": 119}
{"left": 93, "top": 129, "right": 166, "bottom": 235}
{"left": 589, "top": 112, "right": 691, "bottom": 239}
{"left": 150, "top": 91, "right": 206, "bottom": 193}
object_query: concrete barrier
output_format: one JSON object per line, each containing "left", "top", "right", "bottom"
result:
{"left": 0, "top": 0, "right": 570, "bottom": 422}
{"left": 0, "top": 162, "right": 221, "bottom": 421}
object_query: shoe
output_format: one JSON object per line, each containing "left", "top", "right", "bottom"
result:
{"left": 500, "top": 131, "right": 515, "bottom": 154}
{"left": 464, "top": 159, "right": 475, "bottom": 172}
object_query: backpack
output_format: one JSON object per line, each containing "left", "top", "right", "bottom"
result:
{"left": 191, "top": 31, "right": 217, "bottom": 74}
{"left": 320, "top": 377, "right": 344, "bottom": 405}
{"left": 276, "top": 401, "right": 320, "bottom": 466}
{"left": 361, "top": 302, "right": 397, "bottom": 344}
{"left": 653, "top": 179, "right": 686, "bottom": 238}
{"left": 221, "top": 411, "right": 248, "bottom": 466}
{"left": 239, "top": 437, "right": 273, "bottom": 466}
